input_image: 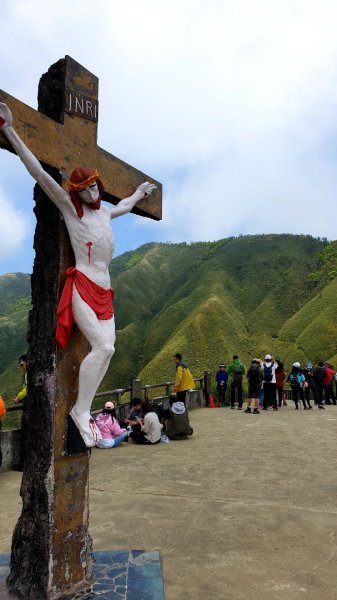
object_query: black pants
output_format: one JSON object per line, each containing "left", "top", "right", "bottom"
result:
{"left": 263, "top": 382, "right": 277, "bottom": 409}
{"left": 176, "top": 391, "right": 187, "bottom": 404}
{"left": 316, "top": 384, "right": 325, "bottom": 406}
{"left": 129, "top": 430, "right": 160, "bottom": 444}
{"left": 230, "top": 380, "right": 243, "bottom": 408}
{"left": 305, "top": 386, "right": 317, "bottom": 405}
{"left": 217, "top": 384, "right": 227, "bottom": 406}
{"left": 291, "top": 386, "right": 309, "bottom": 409}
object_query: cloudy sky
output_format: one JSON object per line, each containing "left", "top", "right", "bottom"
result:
{"left": 1, "top": 0, "right": 337, "bottom": 275}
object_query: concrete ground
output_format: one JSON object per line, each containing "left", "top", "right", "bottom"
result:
{"left": 1, "top": 405, "right": 337, "bottom": 600}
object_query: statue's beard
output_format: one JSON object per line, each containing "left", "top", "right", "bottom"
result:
{"left": 86, "top": 196, "right": 101, "bottom": 211}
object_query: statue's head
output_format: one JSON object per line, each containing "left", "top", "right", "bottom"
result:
{"left": 67, "top": 167, "right": 104, "bottom": 218}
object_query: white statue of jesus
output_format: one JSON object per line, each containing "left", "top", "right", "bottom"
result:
{"left": 0, "top": 102, "right": 156, "bottom": 448}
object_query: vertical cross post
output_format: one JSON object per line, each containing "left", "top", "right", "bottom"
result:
{"left": 1, "top": 56, "right": 162, "bottom": 599}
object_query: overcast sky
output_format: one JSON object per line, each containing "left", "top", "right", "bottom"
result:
{"left": 1, "top": 0, "right": 337, "bottom": 275}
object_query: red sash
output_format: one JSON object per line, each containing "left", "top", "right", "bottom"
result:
{"left": 56, "top": 268, "right": 114, "bottom": 349}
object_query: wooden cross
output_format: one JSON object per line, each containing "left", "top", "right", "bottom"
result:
{"left": 0, "top": 56, "right": 162, "bottom": 600}
{"left": 0, "top": 55, "right": 162, "bottom": 218}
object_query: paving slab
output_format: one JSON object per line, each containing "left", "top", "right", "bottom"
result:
{"left": 1, "top": 406, "right": 337, "bottom": 599}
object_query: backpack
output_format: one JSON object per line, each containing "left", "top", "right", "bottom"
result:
{"left": 233, "top": 366, "right": 243, "bottom": 382}
{"left": 0, "top": 395, "right": 6, "bottom": 418}
{"left": 249, "top": 366, "right": 261, "bottom": 386}
{"left": 289, "top": 373, "right": 299, "bottom": 387}
{"left": 263, "top": 364, "right": 273, "bottom": 382}
{"left": 315, "top": 367, "right": 326, "bottom": 384}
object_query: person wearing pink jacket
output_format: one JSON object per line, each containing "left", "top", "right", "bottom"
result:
{"left": 95, "top": 401, "right": 128, "bottom": 448}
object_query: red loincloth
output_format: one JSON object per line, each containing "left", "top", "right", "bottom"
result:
{"left": 56, "top": 267, "right": 114, "bottom": 349}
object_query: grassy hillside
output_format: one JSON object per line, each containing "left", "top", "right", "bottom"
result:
{"left": 1, "top": 234, "right": 336, "bottom": 418}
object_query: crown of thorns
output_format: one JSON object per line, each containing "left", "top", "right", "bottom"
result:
{"left": 66, "top": 169, "right": 100, "bottom": 190}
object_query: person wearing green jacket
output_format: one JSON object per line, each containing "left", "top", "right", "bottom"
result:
{"left": 227, "top": 355, "right": 245, "bottom": 409}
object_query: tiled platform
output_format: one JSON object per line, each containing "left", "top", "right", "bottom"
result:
{"left": 0, "top": 550, "right": 165, "bottom": 599}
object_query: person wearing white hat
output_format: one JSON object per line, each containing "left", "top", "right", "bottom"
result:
{"left": 287, "top": 363, "right": 310, "bottom": 410}
{"left": 164, "top": 395, "right": 193, "bottom": 439}
{"left": 261, "top": 354, "right": 278, "bottom": 410}
{"left": 95, "top": 401, "right": 128, "bottom": 448}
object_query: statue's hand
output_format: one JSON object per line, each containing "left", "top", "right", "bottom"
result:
{"left": 137, "top": 181, "right": 157, "bottom": 198}
{"left": 0, "top": 103, "right": 13, "bottom": 128}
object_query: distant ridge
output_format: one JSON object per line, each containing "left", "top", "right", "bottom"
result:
{"left": 1, "top": 234, "right": 336, "bottom": 408}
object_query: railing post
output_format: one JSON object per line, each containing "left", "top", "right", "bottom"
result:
{"left": 115, "top": 389, "right": 124, "bottom": 405}
{"left": 204, "top": 370, "right": 211, "bottom": 407}
{"left": 144, "top": 385, "right": 150, "bottom": 400}
{"left": 131, "top": 378, "right": 142, "bottom": 399}
{"left": 165, "top": 382, "right": 171, "bottom": 396}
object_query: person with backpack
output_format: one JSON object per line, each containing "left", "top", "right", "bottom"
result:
{"left": 314, "top": 362, "right": 326, "bottom": 409}
{"left": 262, "top": 354, "right": 278, "bottom": 411}
{"left": 245, "top": 358, "right": 263, "bottom": 414}
{"left": 287, "top": 362, "right": 311, "bottom": 410}
{"left": 227, "top": 355, "right": 245, "bottom": 409}
{"left": 303, "top": 363, "right": 318, "bottom": 406}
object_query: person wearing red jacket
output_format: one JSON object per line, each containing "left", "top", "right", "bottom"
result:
{"left": 324, "top": 363, "right": 336, "bottom": 405}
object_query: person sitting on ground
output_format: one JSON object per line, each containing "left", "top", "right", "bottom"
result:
{"left": 215, "top": 364, "right": 228, "bottom": 407}
{"left": 129, "top": 400, "right": 163, "bottom": 444}
{"left": 125, "top": 397, "right": 144, "bottom": 431}
{"left": 287, "top": 363, "right": 311, "bottom": 410}
{"left": 95, "top": 401, "right": 128, "bottom": 448}
{"left": 245, "top": 358, "right": 263, "bottom": 414}
{"left": 164, "top": 395, "right": 194, "bottom": 439}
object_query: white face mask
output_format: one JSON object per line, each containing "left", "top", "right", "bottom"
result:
{"left": 78, "top": 182, "right": 99, "bottom": 204}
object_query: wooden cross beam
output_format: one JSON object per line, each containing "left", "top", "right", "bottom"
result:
{"left": 0, "top": 55, "right": 162, "bottom": 219}
{"left": 1, "top": 56, "right": 162, "bottom": 600}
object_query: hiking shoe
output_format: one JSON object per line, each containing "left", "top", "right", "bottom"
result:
{"left": 230, "top": 406, "right": 235, "bottom": 409}
{"left": 253, "top": 409, "right": 260, "bottom": 414}
{"left": 238, "top": 407, "right": 242, "bottom": 410}
{"left": 283, "top": 401, "right": 288, "bottom": 406}
{"left": 244, "top": 408, "right": 251, "bottom": 413}
{"left": 318, "top": 405, "right": 325, "bottom": 410}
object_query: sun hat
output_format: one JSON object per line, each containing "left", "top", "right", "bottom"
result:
{"left": 293, "top": 362, "right": 301, "bottom": 368}
{"left": 171, "top": 401, "right": 186, "bottom": 415}
{"left": 265, "top": 354, "right": 272, "bottom": 360}
{"left": 104, "top": 401, "right": 115, "bottom": 410}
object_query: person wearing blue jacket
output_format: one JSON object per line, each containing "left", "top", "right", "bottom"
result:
{"left": 215, "top": 364, "right": 228, "bottom": 406}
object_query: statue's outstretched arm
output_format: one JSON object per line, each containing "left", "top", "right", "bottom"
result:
{"left": 110, "top": 182, "right": 157, "bottom": 219}
{"left": 0, "top": 103, "right": 68, "bottom": 210}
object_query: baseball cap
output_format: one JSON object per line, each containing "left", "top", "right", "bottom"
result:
{"left": 293, "top": 362, "right": 301, "bottom": 368}
{"left": 265, "top": 354, "right": 272, "bottom": 360}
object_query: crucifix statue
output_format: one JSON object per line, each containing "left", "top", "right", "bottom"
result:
{"left": 0, "top": 104, "right": 156, "bottom": 448}
{"left": 0, "top": 56, "right": 162, "bottom": 599}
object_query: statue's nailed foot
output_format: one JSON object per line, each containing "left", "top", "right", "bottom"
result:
{"left": 66, "top": 409, "right": 102, "bottom": 455}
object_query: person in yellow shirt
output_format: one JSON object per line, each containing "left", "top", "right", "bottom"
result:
{"left": 13, "top": 355, "right": 28, "bottom": 407}
{"left": 12, "top": 354, "right": 28, "bottom": 471}
{"left": 173, "top": 353, "right": 195, "bottom": 404}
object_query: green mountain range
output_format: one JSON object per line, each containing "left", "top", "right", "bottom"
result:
{"left": 1, "top": 234, "right": 336, "bottom": 414}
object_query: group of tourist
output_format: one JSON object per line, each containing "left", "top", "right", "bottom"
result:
{"left": 215, "top": 354, "right": 337, "bottom": 412}
{"left": 94, "top": 353, "right": 194, "bottom": 449}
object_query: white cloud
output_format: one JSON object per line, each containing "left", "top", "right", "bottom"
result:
{"left": 2, "top": 0, "right": 337, "bottom": 273}
{"left": 0, "top": 188, "right": 30, "bottom": 259}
